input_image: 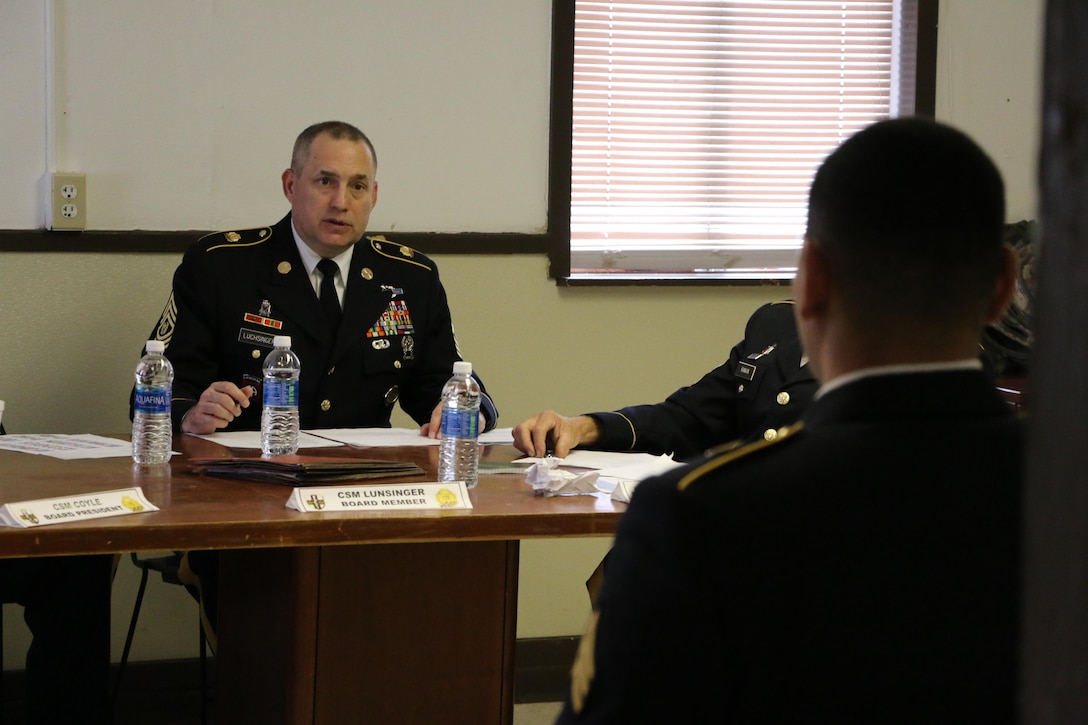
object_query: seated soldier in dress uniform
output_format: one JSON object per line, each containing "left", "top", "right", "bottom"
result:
{"left": 514, "top": 299, "right": 815, "bottom": 460}
{"left": 132, "top": 121, "right": 498, "bottom": 650}
{"left": 557, "top": 117, "right": 1023, "bottom": 724}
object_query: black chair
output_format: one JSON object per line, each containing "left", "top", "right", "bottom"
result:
{"left": 1, "top": 599, "right": 5, "bottom": 719}
{"left": 1, "top": 420, "right": 5, "bottom": 716}
{"left": 113, "top": 552, "right": 210, "bottom": 724}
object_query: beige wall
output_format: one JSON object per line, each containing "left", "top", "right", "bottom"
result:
{"left": 1, "top": 0, "right": 1043, "bottom": 668}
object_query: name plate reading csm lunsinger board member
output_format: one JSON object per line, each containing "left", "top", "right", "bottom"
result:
{"left": 286, "top": 482, "right": 473, "bottom": 513}
{"left": 0, "top": 488, "right": 159, "bottom": 528}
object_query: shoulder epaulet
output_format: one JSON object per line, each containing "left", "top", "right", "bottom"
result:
{"left": 366, "top": 235, "right": 433, "bottom": 272}
{"left": 677, "top": 422, "right": 803, "bottom": 492}
{"left": 200, "top": 226, "right": 274, "bottom": 251}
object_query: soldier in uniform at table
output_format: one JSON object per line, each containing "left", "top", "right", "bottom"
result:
{"left": 135, "top": 120, "right": 497, "bottom": 437}
{"left": 132, "top": 120, "right": 498, "bottom": 648}
{"left": 557, "top": 117, "right": 1024, "bottom": 723}
{"left": 514, "top": 299, "right": 815, "bottom": 461}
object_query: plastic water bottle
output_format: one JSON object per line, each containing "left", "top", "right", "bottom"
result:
{"left": 262, "top": 335, "right": 301, "bottom": 456}
{"left": 132, "top": 340, "right": 174, "bottom": 465}
{"left": 437, "top": 361, "right": 481, "bottom": 488}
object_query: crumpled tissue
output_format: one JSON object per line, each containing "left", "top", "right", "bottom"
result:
{"left": 525, "top": 457, "right": 600, "bottom": 496}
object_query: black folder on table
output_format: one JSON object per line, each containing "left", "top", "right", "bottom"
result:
{"left": 189, "top": 456, "right": 424, "bottom": 485}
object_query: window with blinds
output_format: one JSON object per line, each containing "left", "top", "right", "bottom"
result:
{"left": 569, "top": 0, "right": 921, "bottom": 280}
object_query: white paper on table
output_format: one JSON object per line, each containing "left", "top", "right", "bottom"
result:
{"left": 600, "top": 456, "right": 688, "bottom": 503}
{"left": 604, "top": 480, "right": 641, "bottom": 504}
{"left": 478, "top": 427, "right": 514, "bottom": 445}
{"left": 0, "top": 434, "right": 138, "bottom": 459}
{"left": 310, "top": 426, "right": 515, "bottom": 448}
{"left": 595, "top": 454, "right": 686, "bottom": 480}
{"left": 599, "top": 454, "right": 687, "bottom": 502}
{"left": 192, "top": 431, "right": 343, "bottom": 449}
{"left": 306, "top": 428, "right": 439, "bottom": 447}
{"left": 518, "top": 450, "right": 680, "bottom": 475}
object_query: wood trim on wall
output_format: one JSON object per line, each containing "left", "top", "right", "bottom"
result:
{"left": 0, "top": 229, "right": 551, "bottom": 255}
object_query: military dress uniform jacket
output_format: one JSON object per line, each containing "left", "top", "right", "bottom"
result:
{"left": 587, "top": 301, "right": 816, "bottom": 459}
{"left": 559, "top": 369, "right": 1022, "bottom": 724}
{"left": 141, "top": 214, "right": 497, "bottom": 432}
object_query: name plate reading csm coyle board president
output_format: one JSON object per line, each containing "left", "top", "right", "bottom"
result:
{"left": 286, "top": 482, "right": 473, "bottom": 513}
{"left": 0, "top": 488, "right": 159, "bottom": 528}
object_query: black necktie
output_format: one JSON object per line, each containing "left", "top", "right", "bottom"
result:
{"left": 317, "top": 258, "right": 342, "bottom": 332}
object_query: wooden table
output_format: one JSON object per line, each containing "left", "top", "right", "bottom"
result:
{"left": 0, "top": 435, "right": 623, "bottom": 724}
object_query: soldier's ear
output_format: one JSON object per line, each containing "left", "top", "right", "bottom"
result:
{"left": 984, "top": 243, "right": 1017, "bottom": 325}
{"left": 282, "top": 168, "right": 296, "bottom": 202}
{"left": 795, "top": 237, "right": 830, "bottom": 323}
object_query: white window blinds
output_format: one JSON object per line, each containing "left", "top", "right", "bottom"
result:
{"left": 570, "top": 0, "right": 918, "bottom": 280}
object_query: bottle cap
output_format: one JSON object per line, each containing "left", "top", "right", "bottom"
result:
{"left": 273, "top": 335, "right": 292, "bottom": 348}
{"left": 453, "top": 361, "right": 472, "bottom": 375}
{"left": 146, "top": 340, "right": 166, "bottom": 353}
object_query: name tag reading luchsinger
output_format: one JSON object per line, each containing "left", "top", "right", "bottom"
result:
{"left": 286, "top": 482, "right": 473, "bottom": 513}
{"left": 0, "top": 488, "right": 159, "bottom": 528}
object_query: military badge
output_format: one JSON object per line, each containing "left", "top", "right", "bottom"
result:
{"left": 243, "top": 306, "right": 283, "bottom": 330}
{"left": 366, "top": 300, "right": 415, "bottom": 338}
{"left": 238, "top": 328, "right": 276, "bottom": 349}
{"left": 153, "top": 292, "right": 177, "bottom": 347}
{"left": 736, "top": 361, "right": 757, "bottom": 381}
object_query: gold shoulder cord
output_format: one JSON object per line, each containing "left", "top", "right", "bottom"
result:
{"left": 203, "top": 226, "right": 274, "bottom": 252}
{"left": 677, "top": 422, "right": 803, "bottom": 492}
{"left": 367, "top": 236, "right": 433, "bottom": 272}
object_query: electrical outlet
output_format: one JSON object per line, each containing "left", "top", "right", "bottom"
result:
{"left": 49, "top": 173, "right": 86, "bottom": 231}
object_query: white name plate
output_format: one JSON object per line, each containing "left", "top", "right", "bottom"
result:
{"left": 0, "top": 487, "right": 159, "bottom": 529}
{"left": 286, "top": 481, "right": 473, "bottom": 513}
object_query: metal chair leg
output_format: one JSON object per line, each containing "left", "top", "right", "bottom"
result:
{"left": 199, "top": 622, "right": 208, "bottom": 725}
{"left": 111, "top": 553, "right": 210, "bottom": 722}
{"left": 112, "top": 562, "right": 151, "bottom": 708}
